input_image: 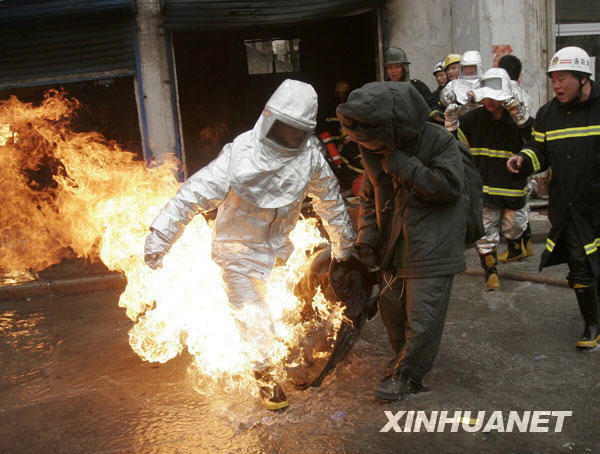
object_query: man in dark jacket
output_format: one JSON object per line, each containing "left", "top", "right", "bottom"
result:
{"left": 337, "top": 82, "right": 468, "bottom": 400}
{"left": 508, "top": 46, "right": 600, "bottom": 349}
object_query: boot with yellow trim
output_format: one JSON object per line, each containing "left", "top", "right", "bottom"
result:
{"left": 522, "top": 223, "right": 534, "bottom": 257}
{"left": 498, "top": 236, "right": 527, "bottom": 263}
{"left": 479, "top": 250, "right": 501, "bottom": 291}
{"left": 574, "top": 285, "right": 600, "bottom": 349}
{"left": 254, "top": 369, "right": 289, "bottom": 411}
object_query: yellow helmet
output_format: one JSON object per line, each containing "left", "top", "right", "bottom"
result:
{"left": 335, "top": 81, "right": 351, "bottom": 93}
{"left": 444, "top": 53, "right": 461, "bottom": 70}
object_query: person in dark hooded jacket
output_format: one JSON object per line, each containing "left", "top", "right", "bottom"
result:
{"left": 336, "top": 82, "right": 468, "bottom": 400}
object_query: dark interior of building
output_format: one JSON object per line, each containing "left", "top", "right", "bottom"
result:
{"left": 172, "top": 11, "right": 378, "bottom": 175}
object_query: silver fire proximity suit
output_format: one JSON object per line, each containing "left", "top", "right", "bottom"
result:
{"left": 144, "top": 79, "right": 355, "bottom": 366}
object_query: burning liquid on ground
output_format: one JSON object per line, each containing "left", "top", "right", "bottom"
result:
{"left": 0, "top": 91, "right": 344, "bottom": 395}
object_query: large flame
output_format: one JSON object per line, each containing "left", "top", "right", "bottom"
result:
{"left": 0, "top": 91, "right": 344, "bottom": 391}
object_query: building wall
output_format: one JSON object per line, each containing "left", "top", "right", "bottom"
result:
{"left": 385, "top": 0, "right": 452, "bottom": 91}
{"left": 385, "top": 0, "right": 551, "bottom": 109}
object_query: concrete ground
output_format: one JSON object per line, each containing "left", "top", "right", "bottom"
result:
{"left": 1, "top": 211, "right": 599, "bottom": 453}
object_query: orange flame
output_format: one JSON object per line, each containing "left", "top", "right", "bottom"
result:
{"left": 0, "top": 91, "right": 344, "bottom": 392}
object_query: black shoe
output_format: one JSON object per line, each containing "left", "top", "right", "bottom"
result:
{"left": 375, "top": 373, "right": 430, "bottom": 401}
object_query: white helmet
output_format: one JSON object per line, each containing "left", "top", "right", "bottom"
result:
{"left": 473, "top": 68, "right": 514, "bottom": 103}
{"left": 547, "top": 46, "right": 592, "bottom": 76}
{"left": 460, "top": 50, "right": 483, "bottom": 80}
{"left": 433, "top": 61, "right": 445, "bottom": 74}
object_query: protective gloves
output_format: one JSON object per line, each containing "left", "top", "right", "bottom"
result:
{"left": 444, "top": 103, "right": 460, "bottom": 132}
{"left": 143, "top": 228, "right": 172, "bottom": 269}
{"left": 356, "top": 243, "right": 378, "bottom": 269}
{"left": 502, "top": 97, "right": 529, "bottom": 126}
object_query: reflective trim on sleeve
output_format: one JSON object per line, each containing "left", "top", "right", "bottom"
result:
{"left": 470, "top": 147, "right": 515, "bottom": 159}
{"left": 546, "top": 237, "right": 556, "bottom": 253}
{"left": 545, "top": 125, "right": 600, "bottom": 141}
{"left": 584, "top": 238, "right": 600, "bottom": 255}
{"left": 521, "top": 148, "right": 541, "bottom": 173}
{"left": 482, "top": 185, "right": 528, "bottom": 197}
{"left": 533, "top": 128, "right": 545, "bottom": 143}
{"left": 457, "top": 128, "right": 470, "bottom": 147}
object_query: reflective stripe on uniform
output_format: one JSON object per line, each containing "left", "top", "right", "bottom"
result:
{"left": 456, "top": 128, "right": 470, "bottom": 147}
{"left": 546, "top": 237, "right": 556, "bottom": 252}
{"left": 545, "top": 125, "right": 600, "bottom": 141}
{"left": 584, "top": 238, "right": 600, "bottom": 255}
{"left": 338, "top": 155, "right": 365, "bottom": 174}
{"left": 521, "top": 148, "right": 541, "bottom": 173}
{"left": 470, "top": 147, "right": 515, "bottom": 159}
{"left": 533, "top": 128, "right": 545, "bottom": 142}
{"left": 482, "top": 185, "right": 528, "bottom": 197}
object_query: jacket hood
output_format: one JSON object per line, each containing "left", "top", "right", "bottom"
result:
{"left": 336, "top": 82, "right": 430, "bottom": 149}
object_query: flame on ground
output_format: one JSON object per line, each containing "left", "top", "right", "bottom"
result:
{"left": 0, "top": 91, "right": 344, "bottom": 393}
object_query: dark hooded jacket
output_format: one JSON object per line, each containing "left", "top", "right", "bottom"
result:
{"left": 337, "top": 82, "right": 467, "bottom": 277}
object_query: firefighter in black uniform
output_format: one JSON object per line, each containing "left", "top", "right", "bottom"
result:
{"left": 384, "top": 47, "right": 431, "bottom": 102}
{"left": 457, "top": 68, "right": 532, "bottom": 290}
{"left": 429, "top": 61, "right": 448, "bottom": 125}
{"left": 508, "top": 46, "right": 600, "bottom": 349}
{"left": 318, "top": 81, "right": 364, "bottom": 195}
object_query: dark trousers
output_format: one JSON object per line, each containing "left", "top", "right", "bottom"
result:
{"left": 378, "top": 273, "right": 454, "bottom": 382}
{"left": 563, "top": 221, "right": 597, "bottom": 288}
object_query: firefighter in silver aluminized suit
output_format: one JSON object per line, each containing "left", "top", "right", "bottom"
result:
{"left": 143, "top": 79, "right": 355, "bottom": 410}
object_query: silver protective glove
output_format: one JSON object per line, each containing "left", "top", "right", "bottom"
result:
{"left": 502, "top": 97, "right": 529, "bottom": 126}
{"left": 440, "top": 85, "right": 457, "bottom": 107}
{"left": 444, "top": 103, "right": 460, "bottom": 132}
{"left": 143, "top": 228, "right": 172, "bottom": 269}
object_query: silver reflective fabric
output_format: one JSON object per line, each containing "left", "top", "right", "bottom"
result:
{"left": 444, "top": 78, "right": 480, "bottom": 106}
{"left": 473, "top": 68, "right": 514, "bottom": 103}
{"left": 148, "top": 79, "right": 355, "bottom": 281}
{"left": 510, "top": 80, "right": 537, "bottom": 118}
{"left": 475, "top": 206, "right": 528, "bottom": 254}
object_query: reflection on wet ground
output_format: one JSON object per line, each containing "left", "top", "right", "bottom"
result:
{"left": 1, "top": 265, "right": 600, "bottom": 453}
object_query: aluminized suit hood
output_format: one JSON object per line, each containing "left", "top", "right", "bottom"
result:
{"left": 230, "top": 79, "right": 319, "bottom": 209}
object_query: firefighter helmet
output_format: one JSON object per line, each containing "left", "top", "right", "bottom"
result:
{"left": 433, "top": 61, "right": 445, "bottom": 74}
{"left": 384, "top": 47, "right": 410, "bottom": 66}
{"left": 473, "top": 68, "right": 514, "bottom": 102}
{"left": 335, "top": 81, "right": 351, "bottom": 93}
{"left": 444, "top": 53, "right": 461, "bottom": 70}
{"left": 460, "top": 50, "right": 483, "bottom": 80}
{"left": 547, "top": 46, "right": 593, "bottom": 76}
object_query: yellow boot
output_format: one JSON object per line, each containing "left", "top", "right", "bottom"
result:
{"left": 498, "top": 238, "right": 527, "bottom": 263}
{"left": 479, "top": 250, "right": 501, "bottom": 291}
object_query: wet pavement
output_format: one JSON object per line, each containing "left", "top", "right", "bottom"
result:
{"left": 1, "top": 216, "right": 600, "bottom": 453}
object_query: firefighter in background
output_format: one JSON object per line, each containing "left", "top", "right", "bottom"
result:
{"left": 384, "top": 46, "right": 431, "bottom": 102}
{"left": 319, "top": 81, "right": 364, "bottom": 196}
{"left": 143, "top": 79, "right": 356, "bottom": 409}
{"left": 444, "top": 53, "right": 461, "bottom": 81}
{"left": 429, "top": 61, "right": 449, "bottom": 125}
{"left": 508, "top": 46, "right": 600, "bottom": 349}
{"left": 498, "top": 53, "right": 538, "bottom": 255}
{"left": 456, "top": 68, "right": 532, "bottom": 290}
{"left": 442, "top": 50, "right": 484, "bottom": 132}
